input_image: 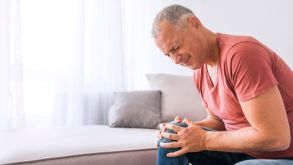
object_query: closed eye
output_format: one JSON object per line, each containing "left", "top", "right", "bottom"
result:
{"left": 165, "top": 41, "right": 181, "bottom": 57}
{"left": 170, "top": 42, "right": 180, "bottom": 53}
{"left": 173, "top": 45, "right": 179, "bottom": 51}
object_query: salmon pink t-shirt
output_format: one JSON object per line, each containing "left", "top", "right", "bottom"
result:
{"left": 193, "top": 33, "right": 293, "bottom": 159}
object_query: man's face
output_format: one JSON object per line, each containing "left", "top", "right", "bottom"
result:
{"left": 155, "top": 19, "right": 207, "bottom": 70}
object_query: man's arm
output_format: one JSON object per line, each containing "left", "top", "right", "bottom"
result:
{"left": 194, "top": 108, "right": 226, "bottom": 131}
{"left": 204, "top": 85, "right": 290, "bottom": 152}
{"left": 160, "top": 85, "right": 290, "bottom": 157}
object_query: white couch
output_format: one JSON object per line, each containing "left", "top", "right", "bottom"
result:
{"left": 0, "top": 126, "right": 158, "bottom": 165}
{"left": 0, "top": 74, "right": 206, "bottom": 165}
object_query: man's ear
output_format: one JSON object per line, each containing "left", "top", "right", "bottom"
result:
{"left": 188, "top": 16, "right": 200, "bottom": 29}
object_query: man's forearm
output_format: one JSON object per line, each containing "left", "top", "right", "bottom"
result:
{"left": 194, "top": 118, "right": 226, "bottom": 131}
{"left": 204, "top": 126, "right": 286, "bottom": 152}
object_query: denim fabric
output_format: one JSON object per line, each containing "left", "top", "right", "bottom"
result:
{"left": 156, "top": 121, "right": 293, "bottom": 165}
{"left": 157, "top": 121, "right": 189, "bottom": 165}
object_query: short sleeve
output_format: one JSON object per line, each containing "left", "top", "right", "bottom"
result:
{"left": 227, "top": 42, "right": 278, "bottom": 102}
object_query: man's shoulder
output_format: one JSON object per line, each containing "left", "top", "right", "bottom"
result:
{"left": 218, "top": 33, "right": 274, "bottom": 85}
{"left": 218, "top": 33, "right": 269, "bottom": 64}
{"left": 217, "top": 33, "right": 262, "bottom": 53}
{"left": 217, "top": 33, "right": 257, "bottom": 46}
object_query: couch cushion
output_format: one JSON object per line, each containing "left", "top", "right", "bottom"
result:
{"left": 108, "top": 90, "right": 161, "bottom": 128}
{"left": 0, "top": 126, "right": 158, "bottom": 165}
{"left": 146, "top": 73, "right": 207, "bottom": 122}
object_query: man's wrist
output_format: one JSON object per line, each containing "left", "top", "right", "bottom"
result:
{"left": 202, "top": 130, "right": 212, "bottom": 151}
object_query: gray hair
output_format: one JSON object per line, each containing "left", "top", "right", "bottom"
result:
{"left": 152, "top": 4, "right": 195, "bottom": 38}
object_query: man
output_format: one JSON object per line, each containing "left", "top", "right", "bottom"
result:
{"left": 152, "top": 4, "right": 293, "bottom": 165}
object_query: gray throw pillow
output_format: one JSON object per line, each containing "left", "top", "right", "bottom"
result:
{"left": 108, "top": 90, "right": 161, "bottom": 129}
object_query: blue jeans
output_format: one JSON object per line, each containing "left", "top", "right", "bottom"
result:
{"left": 157, "top": 121, "right": 293, "bottom": 165}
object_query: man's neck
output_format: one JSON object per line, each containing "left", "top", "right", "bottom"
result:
{"left": 204, "top": 31, "right": 219, "bottom": 86}
{"left": 206, "top": 32, "right": 219, "bottom": 68}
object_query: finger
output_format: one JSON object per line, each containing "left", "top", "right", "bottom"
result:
{"left": 165, "top": 123, "right": 183, "bottom": 133}
{"left": 159, "top": 123, "right": 166, "bottom": 131}
{"left": 155, "top": 142, "right": 159, "bottom": 148}
{"left": 161, "top": 132, "right": 179, "bottom": 140}
{"left": 174, "top": 116, "right": 183, "bottom": 123}
{"left": 159, "top": 141, "right": 181, "bottom": 148}
{"left": 167, "top": 148, "right": 188, "bottom": 157}
{"left": 183, "top": 118, "right": 193, "bottom": 126}
{"left": 156, "top": 131, "right": 162, "bottom": 139}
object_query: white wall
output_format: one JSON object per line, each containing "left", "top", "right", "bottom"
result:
{"left": 164, "top": 0, "right": 293, "bottom": 66}
{"left": 192, "top": 0, "right": 293, "bottom": 67}
{"left": 114, "top": 0, "right": 293, "bottom": 90}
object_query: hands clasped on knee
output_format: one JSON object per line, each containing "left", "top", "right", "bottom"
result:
{"left": 157, "top": 116, "right": 207, "bottom": 157}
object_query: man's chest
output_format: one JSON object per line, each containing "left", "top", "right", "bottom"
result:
{"left": 200, "top": 77, "right": 250, "bottom": 130}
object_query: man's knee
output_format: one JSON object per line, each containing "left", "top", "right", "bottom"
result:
{"left": 157, "top": 121, "right": 215, "bottom": 158}
{"left": 159, "top": 121, "right": 188, "bottom": 142}
{"left": 167, "top": 121, "right": 188, "bottom": 133}
{"left": 158, "top": 121, "right": 188, "bottom": 144}
{"left": 157, "top": 121, "right": 188, "bottom": 156}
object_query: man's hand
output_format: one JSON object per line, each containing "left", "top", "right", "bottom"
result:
{"left": 156, "top": 116, "right": 183, "bottom": 140}
{"left": 159, "top": 118, "right": 207, "bottom": 157}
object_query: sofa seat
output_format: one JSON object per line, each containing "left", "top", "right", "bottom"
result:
{"left": 0, "top": 125, "right": 158, "bottom": 165}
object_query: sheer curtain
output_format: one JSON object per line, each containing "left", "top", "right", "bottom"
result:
{"left": 0, "top": 0, "right": 25, "bottom": 130}
{"left": 21, "top": 0, "right": 126, "bottom": 127}
{"left": 0, "top": 0, "right": 184, "bottom": 129}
